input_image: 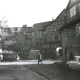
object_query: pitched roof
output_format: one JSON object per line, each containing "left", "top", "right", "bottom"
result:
{"left": 55, "top": 9, "right": 66, "bottom": 21}
{"left": 33, "top": 21, "right": 52, "bottom": 31}
{"left": 66, "top": 0, "right": 80, "bottom": 11}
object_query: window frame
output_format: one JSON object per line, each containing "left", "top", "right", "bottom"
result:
{"left": 70, "top": 5, "right": 76, "bottom": 17}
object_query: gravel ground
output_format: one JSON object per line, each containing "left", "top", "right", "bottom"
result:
{"left": 25, "top": 62, "right": 80, "bottom": 80}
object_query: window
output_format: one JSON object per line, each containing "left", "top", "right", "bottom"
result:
{"left": 54, "top": 27, "right": 57, "bottom": 31}
{"left": 75, "top": 23, "right": 80, "bottom": 36}
{"left": 64, "top": 29, "right": 68, "bottom": 39}
{"left": 70, "top": 5, "right": 76, "bottom": 17}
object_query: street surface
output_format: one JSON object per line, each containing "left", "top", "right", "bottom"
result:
{"left": 0, "top": 60, "right": 80, "bottom": 80}
{"left": 0, "top": 65, "right": 47, "bottom": 80}
{"left": 0, "top": 60, "right": 61, "bottom": 80}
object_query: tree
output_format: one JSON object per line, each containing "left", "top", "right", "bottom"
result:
{"left": 0, "top": 16, "right": 8, "bottom": 49}
{"left": 2, "top": 33, "right": 27, "bottom": 52}
{"left": 2, "top": 32, "right": 30, "bottom": 59}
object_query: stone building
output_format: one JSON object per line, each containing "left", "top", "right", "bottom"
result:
{"left": 22, "top": 25, "right": 33, "bottom": 50}
{"left": 32, "top": 21, "right": 52, "bottom": 50}
{"left": 45, "top": 9, "right": 65, "bottom": 58}
{"left": 59, "top": 0, "right": 80, "bottom": 61}
{"left": 10, "top": 27, "right": 22, "bottom": 34}
{"left": 45, "top": 21, "right": 61, "bottom": 58}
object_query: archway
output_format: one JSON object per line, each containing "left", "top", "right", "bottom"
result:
{"left": 65, "top": 48, "right": 70, "bottom": 61}
{"left": 65, "top": 47, "right": 74, "bottom": 61}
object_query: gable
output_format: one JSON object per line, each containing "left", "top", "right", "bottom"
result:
{"left": 33, "top": 21, "right": 52, "bottom": 31}
{"left": 66, "top": 0, "right": 80, "bottom": 10}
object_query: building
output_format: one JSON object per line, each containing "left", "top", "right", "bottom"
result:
{"left": 46, "top": 21, "right": 61, "bottom": 45}
{"left": 45, "top": 9, "right": 66, "bottom": 58}
{"left": 55, "top": 9, "right": 66, "bottom": 31}
{"left": 45, "top": 21, "right": 60, "bottom": 58}
{"left": 46, "top": 16, "right": 65, "bottom": 49}
{"left": 22, "top": 25, "right": 33, "bottom": 50}
{"left": 59, "top": 0, "right": 80, "bottom": 61}
{"left": 22, "top": 25, "right": 27, "bottom": 35}
{"left": 32, "top": 21, "right": 52, "bottom": 50}
{"left": 10, "top": 27, "right": 22, "bottom": 34}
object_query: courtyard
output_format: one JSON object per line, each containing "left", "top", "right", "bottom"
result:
{"left": 0, "top": 60, "right": 80, "bottom": 80}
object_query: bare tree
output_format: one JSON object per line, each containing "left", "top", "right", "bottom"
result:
{"left": 0, "top": 16, "right": 8, "bottom": 50}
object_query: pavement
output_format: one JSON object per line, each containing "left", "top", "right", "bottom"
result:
{"left": 0, "top": 60, "right": 62, "bottom": 80}
{"left": 0, "top": 60, "right": 80, "bottom": 80}
{"left": 0, "top": 65, "right": 48, "bottom": 80}
{"left": 0, "top": 59, "right": 62, "bottom": 65}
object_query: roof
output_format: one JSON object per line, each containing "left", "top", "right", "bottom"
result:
{"left": 33, "top": 21, "right": 52, "bottom": 31}
{"left": 66, "top": 0, "right": 80, "bottom": 11}
{"left": 58, "top": 0, "right": 80, "bottom": 31}
{"left": 53, "top": 9, "right": 66, "bottom": 31}
{"left": 46, "top": 21, "right": 56, "bottom": 29}
{"left": 22, "top": 27, "right": 32, "bottom": 32}
{"left": 55, "top": 9, "right": 66, "bottom": 21}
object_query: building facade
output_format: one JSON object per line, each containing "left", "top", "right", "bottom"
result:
{"left": 45, "top": 9, "right": 65, "bottom": 58}
{"left": 46, "top": 22, "right": 61, "bottom": 47}
{"left": 32, "top": 21, "right": 52, "bottom": 50}
{"left": 22, "top": 25, "right": 33, "bottom": 50}
{"left": 10, "top": 27, "right": 22, "bottom": 34}
{"left": 59, "top": 0, "right": 80, "bottom": 61}
{"left": 45, "top": 21, "right": 61, "bottom": 58}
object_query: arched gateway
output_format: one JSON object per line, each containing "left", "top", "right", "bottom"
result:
{"left": 65, "top": 47, "right": 74, "bottom": 61}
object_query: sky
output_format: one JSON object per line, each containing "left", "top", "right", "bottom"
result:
{"left": 0, "top": 0, "right": 69, "bottom": 27}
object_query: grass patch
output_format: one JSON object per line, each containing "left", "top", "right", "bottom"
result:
{"left": 25, "top": 63, "right": 80, "bottom": 80}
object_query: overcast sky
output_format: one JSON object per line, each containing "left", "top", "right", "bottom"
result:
{"left": 0, "top": 0, "right": 69, "bottom": 27}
